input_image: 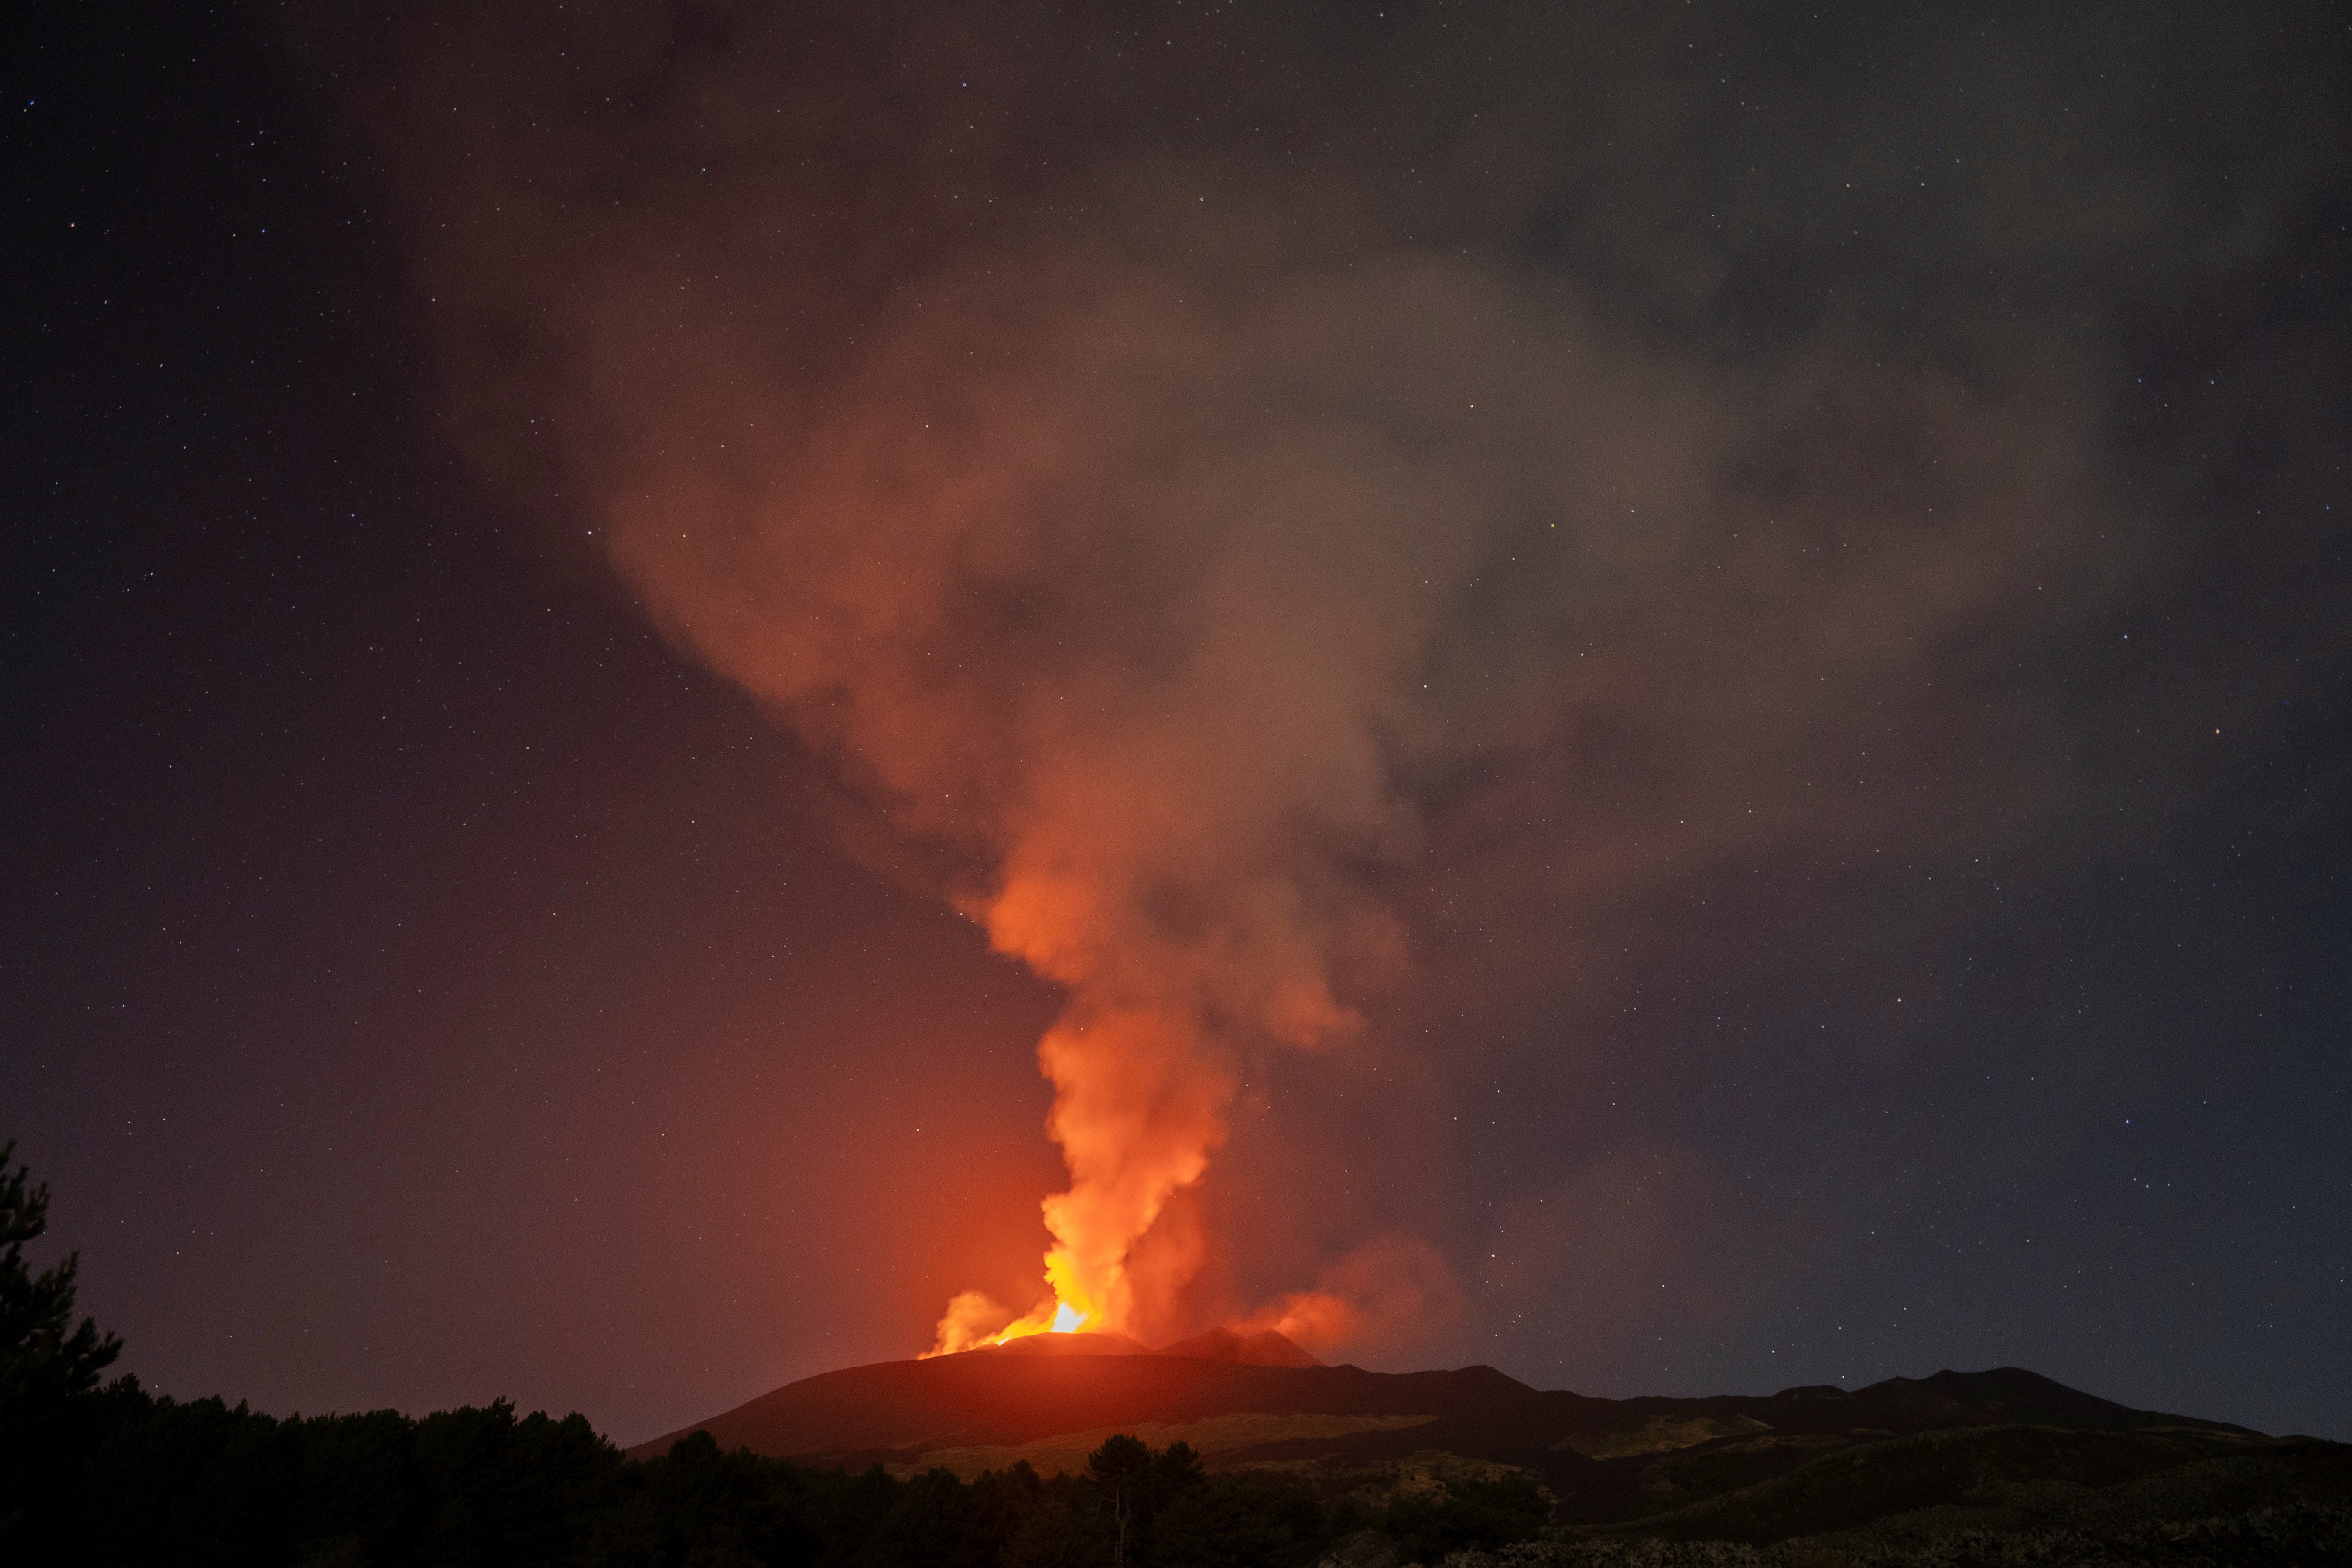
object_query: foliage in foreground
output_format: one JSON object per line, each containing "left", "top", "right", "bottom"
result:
{"left": 4, "top": 1383, "right": 1548, "bottom": 1567}
{"left": 0, "top": 1140, "right": 1547, "bottom": 1566}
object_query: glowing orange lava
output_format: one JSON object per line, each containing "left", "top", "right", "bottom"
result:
{"left": 923, "top": 1290, "right": 1093, "bottom": 1356}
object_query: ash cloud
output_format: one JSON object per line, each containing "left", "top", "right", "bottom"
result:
{"left": 321, "top": 0, "right": 2351, "bottom": 1363}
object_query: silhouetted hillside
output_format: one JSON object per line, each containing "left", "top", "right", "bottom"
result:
{"left": 11, "top": 1143, "right": 2342, "bottom": 1565}
{"left": 628, "top": 1348, "right": 2271, "bottom": 1515}
{"left": 1412, "top": 1425, "right": 2352, "bottom": 1566}
{"left": 615, "top": 1346, "right": 2352, "bottom": 1558}
{"left": 1158, "top": 1328, "right": 1324, "bottom": 1367}
{"left": 626, "top": 1353, "right": 1556, "bottom": 1467}
{"left": 1918, "top": 1364, "right": 2263, "bottom": 1434}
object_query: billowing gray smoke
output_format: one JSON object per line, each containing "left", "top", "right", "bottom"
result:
{"left": 322, "top": 0, "right": 2349, "bottom": 1360}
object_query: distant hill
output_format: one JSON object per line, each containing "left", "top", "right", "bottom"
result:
{"left": 628, "top": 1348, "right": 1547, "bottom": 1468}
{"left": 1156, "top": 1327, "right": 1324, "bottom": 1367}
{"left": 1915, "top": 1364, "right": 2243, "bottom": 1431}
{"left": 627, "top": 1347, "right": 2274, "bottom": 1531}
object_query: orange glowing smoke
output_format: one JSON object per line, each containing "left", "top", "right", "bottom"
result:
{"left": 350, "top": 4, "right": 1456, "bottom": 1371}
{"left": 583, "top": 264, "right": 1427, "bottom": 1359}
{"left": 354, "top": 0, "right": 2166, "bottom": 1393}
{"left": 369, "top": 13, "right": 1577, "bottom": 1360}
{"left": 924, "top": 873, "right": 1368, "bottom": 1354}
{"left": 582, "top": 255, "right": 1462, "bottom": 1361}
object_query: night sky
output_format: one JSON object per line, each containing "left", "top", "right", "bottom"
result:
{"left": 7, "top": 1, "right": 2349, "bottom": 1448}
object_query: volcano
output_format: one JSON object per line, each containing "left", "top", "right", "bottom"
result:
{"left": 626, "top": 1344, "right": 2296, "bottom": 1528}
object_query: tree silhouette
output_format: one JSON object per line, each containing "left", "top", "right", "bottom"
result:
{"left": 0, "top": 1141, "right": 122, "bottom": 1411}
{"left": 1089, "top": 1433, "right": 1152, "bottom": 1567}
{"left": 2, "top": 1140, "right": 125, "bottom": 1545}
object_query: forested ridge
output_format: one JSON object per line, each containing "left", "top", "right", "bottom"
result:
{"left": 0, "top": 1143, "right": 1542, "bottom": 1566}
{"left": 18, "top": 1142, "right": 2343, "bottom": 1567}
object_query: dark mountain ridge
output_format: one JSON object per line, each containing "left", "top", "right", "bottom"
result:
{"left": 630, "top": 1350, "right": 2253, "bottom": 1471}
{"left": 632, "top": 1351, "right": 1552, "bottom": 1464}
{"left": 630, "top": 1350, "right": 2348, "bottom": 1548}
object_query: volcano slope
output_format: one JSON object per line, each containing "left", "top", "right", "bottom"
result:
{"left": 629, "top": 1341, "right": 2350, "bottom": 1544}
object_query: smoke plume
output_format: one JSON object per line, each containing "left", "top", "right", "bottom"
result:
{"left": 325, "top": 0, "right": 2349, "bottom": 1358}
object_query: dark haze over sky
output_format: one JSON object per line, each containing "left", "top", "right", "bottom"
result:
{"left": 6, "top": 0, "right": 2349, "bottom": 1446}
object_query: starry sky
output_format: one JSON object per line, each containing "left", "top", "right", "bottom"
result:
{"left": 6, "top": 0, "right": 2349, "bottom": 1446}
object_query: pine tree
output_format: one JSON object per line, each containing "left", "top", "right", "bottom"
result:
{"left": 0, "top": 1141, "right": 122, "bottom": 1415}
